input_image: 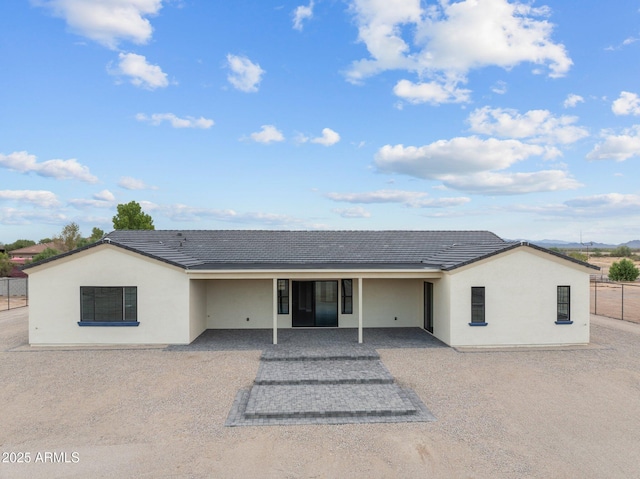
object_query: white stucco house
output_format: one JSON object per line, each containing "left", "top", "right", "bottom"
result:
{"left": 24, "top": 230, "right": 598, "bottom": 347}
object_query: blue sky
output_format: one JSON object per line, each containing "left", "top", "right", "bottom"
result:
{"left": 1, "top": 0, "right": 640, "bottom": 244}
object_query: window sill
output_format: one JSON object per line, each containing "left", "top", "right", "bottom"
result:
{"left": 468, "top": 322, "right": 488, "bottom": 327}
{"left": 78, "top": 321, "right": 140, "bottom": 327}
{"left": 555, "top": 320, "right": 573, "bottom": 325}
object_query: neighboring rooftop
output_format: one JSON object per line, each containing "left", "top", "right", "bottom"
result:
{"left": 8, "top": 242, "right": 57, "bottom": 257}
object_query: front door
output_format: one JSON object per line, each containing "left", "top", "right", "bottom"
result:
{"left": 292, "top": 281, "right": 338, "bottom": 327}
{"left": 424, "top": 281, "right": 434, "bottom": 333}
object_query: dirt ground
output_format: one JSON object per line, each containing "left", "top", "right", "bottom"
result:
{"left": 0, "top": 297, "right": 27, "bottom": 312}
{"left": 590, "top": 281, "right": 640, "bottom": 323}
{"left": 588, "top": 255, "right": 640, "bottom": 279}
{"left": 1, "top": 308, "right": 640, "bottom": 479}
{"left": 587, "top": 256, "right": 640, "bottom": 323}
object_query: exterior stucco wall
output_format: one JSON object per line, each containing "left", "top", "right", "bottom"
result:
{"left": 206, "top": 279, "right": 274, "bottom": 329}
{"left": 447, "top": 248, "right": 590, "bottom": 347}
{"left": 204, "top": 277, "right": 426, "bottom": 329}
{"left": 28, "top": 246, "right": 191, "bottom": 345}
{"left": 362, "top": 279, "right": 423, "bottom": 328}
{"left": 206, "top": 278, "right": 363, "bottom": 329}
{"left": 189, "top": 280, "right": 207, "bottom": 341}
{"left": 431, "top": 279, "right": 451, "bottom": 345}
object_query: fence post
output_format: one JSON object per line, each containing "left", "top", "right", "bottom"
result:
{"left": 594, "top": 281, "right": 597, "bottom": 315}
{"left": 7, "top": 278, "right": 10, "bottom": 311}
{"left": 621, "top": 284, "right": 624, "bottom": 321}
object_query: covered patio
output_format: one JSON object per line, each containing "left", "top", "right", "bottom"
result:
{"left": 168, "top": 327, "right": 447, "bottom": 351}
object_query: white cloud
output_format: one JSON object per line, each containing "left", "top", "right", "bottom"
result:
{"left": 393, "top": 79, "right": 471, "bottom": 104}
{"left": 491, "top": 80, "right": 507, "bottom": 95}
{"left": 375, "top": 137, "right": 545, "bottom": 178}
{"left": 0, "top": 207, "right": 67, "bottom": 226}
{"left": 417, "top": 1, "right": 571, "bottom": 77}
{"left": 612, "top": 91, "right": 640, "bottom": 116}
{"left": 110, "top": 52, "right": 169, "bottom": 89}
{"left": 467, "top": 107, "right": 589, "bottom": 144}
{"left": 311, "top": 128, "right": 341, "bottom": 146}
{"left": 347, "top": 0, "right": 571, "bottom": 103}
{"left": 94, "top": 189, "right": 115, "bottom": 202}
{"left": 293, "top": 132, "right": 310, "bottom": 144}
{"left": 293, "top": 1, "right": 314, "bottom": 31}
{"left": 37, "top": 159, "right": 100, "bottom": 182}
{"left": 69, "top": 189, "right": 116, "bottom": 209}
{"left": 118, "top": 176, "right": 157, "bottom": 190}
{"left": 346, "top": 0, "right": 422, "bottom": 83}
{"left": 605, "top": 37, "right": 640, "bottom": 52}
{"left": 523, "top": 193, "right": 640, "bottom": 219}
{"left": 0, "top": 150, "right": 98, "bottom": 183}
{"left": 587, "top": 125, "right": 640, "bottom": 161}
{"left": 136, "top": 113, "right": 214, "bottom": 129}
{"left": 0, "top": 190, "right": 61, "bottom": 208}
{"left": 326, "top": 189, "right": 470, "bottom": 208}
{"left": 332, "top": 207, "right": 371, "bottom": 218}
{"left": 0, "top": 150, "right": 38, "bottom": 172}
{"left": 34, "top": 0, "right": 162, "bottom": 49}
{"left": 439, "top": 170, "right": 582, "bottom": 195}
{"left": 562, "top": 193, "right": 640, "bottom": 217}
{"left": 141, "top": 201, "right": 311, "bottom": 227}
{"left": 226, "top": 54, "right": 265, "bottom": 93}
{"left": 563, "top": 93, "right": 584, "bottom": 108}
{"left": 249, "top": 125, "right": 285, "bottom": 144}
{"left": 374, "top": 137, "right": 582, "bottom": 195}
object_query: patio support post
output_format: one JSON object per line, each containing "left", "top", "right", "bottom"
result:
{"left": 358, "top": 277, "right": 363, "bottom": 344}
{"left": 272, "top": 278, "right": 278, "bottom": 345}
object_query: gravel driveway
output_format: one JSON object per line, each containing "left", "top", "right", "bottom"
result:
{"left": 1, "top": 308, "right": 639, "bottom": 478}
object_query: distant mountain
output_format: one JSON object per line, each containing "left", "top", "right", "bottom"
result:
{"left": 624, "top": 240, "right": 640, "bottom": 248}
{"left": 509, "top": 239, "right": 618, "bottom": 249}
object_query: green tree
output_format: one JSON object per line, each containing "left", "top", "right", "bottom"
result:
{"left": 38, "top": 238, "right": 53, "bottom": 244}
{"left": 0, "top": 253, "right": 12, "bottom": 277}
{"left": 611, "top": 245, "right": 632, "bottom": 257}
{"left": 608, "top": 258, "right": 640, "bottom": 282}
{"left": 31, "top": 247, "right": 61, "bottom": 263}
{"left": 89, "top": 227, "right": 105, "bottom": 242}
{"left": 4, "top": 239, "right": 36, "bottom": 252}
{"left": 55, "top": 222, "right": 83, "bottom": 252}
{"left": 112, "top": 201, "right": 155, "bottom": 230}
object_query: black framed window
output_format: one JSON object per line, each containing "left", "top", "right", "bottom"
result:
{"left": 341, "top": 279, "right": 353, "bottom": 314}
{"left": 80, "top": 287, "right": 137, "bottom": 323}
{"left": 470, "top": 287, "right": 486, "bottom": 325}
{"left": 277, "top": 279, "right": 289, "bottom": 314}
{"left": 557, "top": 286, "right": 571, "bottom": 323}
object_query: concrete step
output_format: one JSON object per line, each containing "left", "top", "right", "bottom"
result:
{"left": 255, "top": 359, "right": 394, "bottom": 385}
{"left": 261, "top": 345, "right": 379, "bottom": 362}
{"left": 243, "top": 383, "right": 417, "bottom": 419}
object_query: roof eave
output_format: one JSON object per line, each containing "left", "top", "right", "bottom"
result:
{"left": 22, "top": 239, "right": 189, "bottom": 271}
{"left": 443, "top": 241, "right": 601, "bottom": 271}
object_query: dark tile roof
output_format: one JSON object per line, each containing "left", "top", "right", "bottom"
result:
{"left": 103, "top": 230, "right": 510, "bottom": 270}
{"left": 22, "top": 230, "right": 598, "bottom": 272}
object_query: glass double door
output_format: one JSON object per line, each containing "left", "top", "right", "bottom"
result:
{"left": 292, "top": 281, "right": 338, "bottom": 327}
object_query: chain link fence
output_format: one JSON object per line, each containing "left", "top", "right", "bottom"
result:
{"left": 0, "top": 277, "right": 28, "bottom": 311}
{"left": 591, "top": 279, "right": 640, "bottom": 323}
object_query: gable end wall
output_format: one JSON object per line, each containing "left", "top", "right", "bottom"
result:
{"left": 446, "top": 248, "right": 590, "bottom": 347}
{"left": 29, "top": 246, "right": 191, "bottom": 345}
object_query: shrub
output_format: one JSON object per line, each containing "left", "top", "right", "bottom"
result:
{"left": 568, "top": 251, "right": 588, "bottom": 262}
{"left": 608, "top": 258, "right": 640, "bottom": 282}
{"left": 611, "top": 245, "right": 632, "bottom": 257}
